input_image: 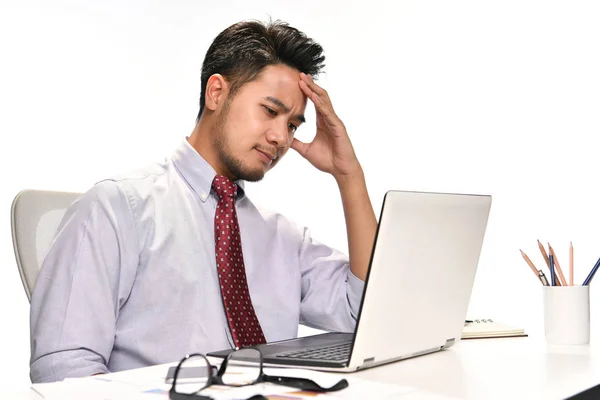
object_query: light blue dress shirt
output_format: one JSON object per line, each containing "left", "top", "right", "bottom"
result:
{"left": 30, "top": 139, "right": 365, "bottom": 383}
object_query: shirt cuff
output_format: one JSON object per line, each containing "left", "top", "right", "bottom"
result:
{"left": 346, "top": 270, "right": 365, "bottom": 319}
{"left": 30, "top": 351, "right": 110, "bottom": 383}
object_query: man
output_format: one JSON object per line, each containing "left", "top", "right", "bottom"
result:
{"left": 30, "top": 19, "right": 377, "bottom": 383}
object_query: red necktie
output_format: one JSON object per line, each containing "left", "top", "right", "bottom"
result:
{"left": 212, "top": 175, "right": 267, "bottom": 348}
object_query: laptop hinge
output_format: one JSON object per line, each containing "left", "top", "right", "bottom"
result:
{"left": 362, "top": 357, "right": 375, "bottom": 366}
{"left": 443, "top": 338, "right": 456, "bottom": 349}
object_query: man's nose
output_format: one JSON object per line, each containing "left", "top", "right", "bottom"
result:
{"left": 266, "top": 122, "right": 289, "bottom": 148}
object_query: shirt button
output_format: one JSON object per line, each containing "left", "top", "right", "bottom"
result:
{"left": 201, "top": 193, "right": 207, "bottom": 200}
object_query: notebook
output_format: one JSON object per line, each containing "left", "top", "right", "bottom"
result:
{"left": 462, "top": 319, "right": 527, "bottom": 339}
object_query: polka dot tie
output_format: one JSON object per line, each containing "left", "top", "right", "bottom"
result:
{"left": 212, "top": 175, "right": 266, "bottom": 348}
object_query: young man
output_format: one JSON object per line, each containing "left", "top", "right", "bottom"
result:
{"left": 30, "top": 19, "right": 377, "bottom": 383}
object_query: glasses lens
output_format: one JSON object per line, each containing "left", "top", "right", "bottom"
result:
{"left": 221, "top": 348, "right": 262, "bottom": 386}
{"left": 173, "top": 355, "right": 212, "bottom": 395}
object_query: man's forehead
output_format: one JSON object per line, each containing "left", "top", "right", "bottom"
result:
{"left": 256, "top": 82, "right": 306, "bottom": 105}
{"left": 243, "top": 66, "right": 307, "bottom": 110}
{"left": 254, "top": 65, "right": 302, "bottom": 88}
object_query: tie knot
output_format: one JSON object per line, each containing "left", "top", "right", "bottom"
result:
{"left": 212, "top": 175, "right": 237, "bottom": 199}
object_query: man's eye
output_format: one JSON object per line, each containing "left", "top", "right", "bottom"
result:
{"left": 288, "top": 123, "right": 298, "bottom": 133}
{"left": 263, "top": 106, "right": 277, "bottom": 116}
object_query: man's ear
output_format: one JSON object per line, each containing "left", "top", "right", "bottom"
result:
{"left": 205, "top": 74, "right": 229, "bottom": 112}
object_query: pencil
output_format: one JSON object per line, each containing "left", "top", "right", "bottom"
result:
{"left": 583, "top": 256, "right": 600, "bottom": 286}
{"left": 549, "top": 254, "right": 556, "bottom": 286}
{"left": 538, "top": 240, "right": 560, "bottom": 285}
{"left": 520, "top": 249, "right": 546, "bottom": 285}
{"left": 569, "top": 242, "right": 574, "bottom": 286}
{"left": 548, "top": 243, "right": 567, "bottom": 286}
{"left": 537, "top": 239, "right": 551, "bottom": 269}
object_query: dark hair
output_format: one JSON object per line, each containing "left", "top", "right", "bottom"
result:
{"left": 197, "top": 19, "right": 326, "bottom": 122}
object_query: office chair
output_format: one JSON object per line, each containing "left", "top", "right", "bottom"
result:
{"left": 10, "top": 189, "right": 81, "bottom": 302}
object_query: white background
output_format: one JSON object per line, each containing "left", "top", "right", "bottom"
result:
{"left": 1, "top": 0, "right": 599, "bottom": 389}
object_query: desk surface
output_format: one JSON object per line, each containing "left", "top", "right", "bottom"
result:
{"left": 9, "top": 337, "right": 600, "bottom": 399}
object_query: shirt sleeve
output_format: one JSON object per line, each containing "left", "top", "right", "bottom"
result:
{"left": 297, "top": 226, "right": 365, "bottom": 333}
{"left": 29, "top": 180, "right": 139, "bottom": 383}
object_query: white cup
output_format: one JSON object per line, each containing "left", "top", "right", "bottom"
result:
{"left": 543, "top": 285, "right": 590, "bottom": 345}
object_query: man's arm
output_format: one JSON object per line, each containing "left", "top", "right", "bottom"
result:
{"left": 30, "top": 181, "right": 138, "bottom": 383}
{"left": 335, "top": 171, "right": 377, "bottom": 281}
{"left": 296, "top": 224, "right": 364, "bottom": 332}
{"left": 292, "top": 73, "right": 377, "bottom": 281}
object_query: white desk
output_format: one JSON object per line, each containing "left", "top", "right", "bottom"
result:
{"left": 8, "top": 337, "right": 599, "bottom": 399}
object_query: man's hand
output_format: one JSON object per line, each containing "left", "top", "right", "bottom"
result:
{"left": 291, "top": 73, "right": 377, "bottom": 282}
{"left": 291, "top": 73, "right": 361, "bottom": 180}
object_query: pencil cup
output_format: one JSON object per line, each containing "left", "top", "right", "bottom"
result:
{"left": 543, "top": 285, "right": 590, "bottom": 345}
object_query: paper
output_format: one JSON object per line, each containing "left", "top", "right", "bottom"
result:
{"left": 32, "top": 377, "right": 152, "bottom": 399}
{"left": 32, "top": 365, "right": 415, "bottom": 399}
{"left": 263, "top": 367, "right": 415, "bottom": 398}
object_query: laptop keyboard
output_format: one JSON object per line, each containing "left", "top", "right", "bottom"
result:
{"left": 275, "top": 342, "right": 351, "bottom": 361}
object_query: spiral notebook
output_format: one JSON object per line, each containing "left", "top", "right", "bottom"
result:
{"left": 462, "top": 319, "right": 527, "bottom": 339}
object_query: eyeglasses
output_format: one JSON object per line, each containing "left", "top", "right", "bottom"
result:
{"left": 169, "top": 348, "right": 348, "bottom": 400}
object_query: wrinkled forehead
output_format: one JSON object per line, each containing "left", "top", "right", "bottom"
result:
{"left": 250, "top": 64, "right": 308, "bottom": 112}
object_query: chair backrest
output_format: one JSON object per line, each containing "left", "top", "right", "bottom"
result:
{"left": 11, "top": 189, "right": 81, "bottom": 302}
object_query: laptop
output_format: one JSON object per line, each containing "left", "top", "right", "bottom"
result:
{"left": 208, "top": 190, "right": 492, "bottom": 372}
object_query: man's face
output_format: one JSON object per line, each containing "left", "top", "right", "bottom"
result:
{"left": 212, "top": 64, "right": 307, "bottom": 182}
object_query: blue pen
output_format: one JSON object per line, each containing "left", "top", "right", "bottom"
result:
{"left": 549, "top": 255, "right": 556, "bottom": 286}
{"left": 583, "top": 256, "right": 600, "bottom": 286}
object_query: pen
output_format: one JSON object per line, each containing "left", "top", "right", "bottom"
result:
{"left": 548, "top": 243, "right": 567, "bottom": 286}
{"left": 583, "top": 256, "right": 600, "bottom": 286}
{"left": 538, "top": 270, "right": 549, "bottom": 286}
{"left": 549, "top": 254, "right": 556, "bottom": 286}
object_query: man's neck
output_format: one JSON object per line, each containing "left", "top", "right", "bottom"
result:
{"left": 187, "top": 121, "right": 229, "bottom": 179}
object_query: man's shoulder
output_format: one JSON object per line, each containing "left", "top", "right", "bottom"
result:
{"left": 77, "top": 159, "right": 173, "bottom": 211}
{"left": 103, "top": 159, "right": 173, "bottom": 195}
{"left": 104, "top": 158, "right": 171, "bottom": 187}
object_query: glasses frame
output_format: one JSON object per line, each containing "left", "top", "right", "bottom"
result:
{"left": 169, "top": 348, "right": 348, "bottom": 400}
{"left": 169, "top": 353, "right": 215, "bottom": 400}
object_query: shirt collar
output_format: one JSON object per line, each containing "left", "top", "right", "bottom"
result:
{"left": 171, "top": 138, "right": 246, "bottom": 203}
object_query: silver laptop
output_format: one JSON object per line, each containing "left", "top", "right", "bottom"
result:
{"left": 209, "top": 190, "right": 492, "bottom": 372}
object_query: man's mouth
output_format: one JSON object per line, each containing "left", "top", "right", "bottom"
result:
{"left": 255, "top": 148, "right": 277, "bottom": 163}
